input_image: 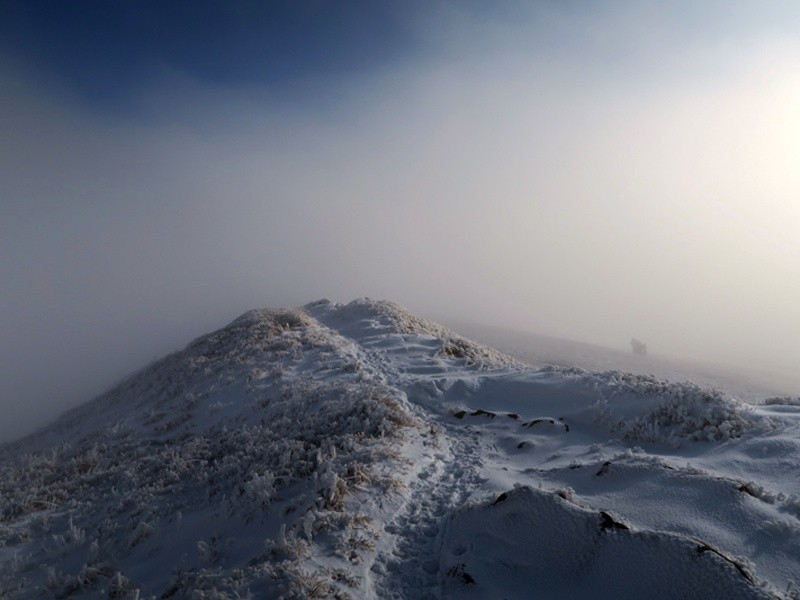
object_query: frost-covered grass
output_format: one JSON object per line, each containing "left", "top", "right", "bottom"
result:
{"left": 2, "top": 419, "right": 406, "bottom": 596}
{"left": 0, "top": 304, "right": 420, "bottom": 598}
{"left": 2, "top": 298, "right": 799, "bottom": 599}
{"left": 764, "top": 396, "right": 800, "bottom": 406}
{"left": 306, "top": 298, "right": 520, "bottom": 371}
{"left": 589, "top": 372, "right": 775, "bottom": 444}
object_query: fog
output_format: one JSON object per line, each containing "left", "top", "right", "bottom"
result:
{"left": 3, "top": 3, "right": 800, "bottom": 442}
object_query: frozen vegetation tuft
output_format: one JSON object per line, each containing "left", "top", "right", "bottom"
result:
{"left": 582, "top": 371, "right": 776, "bottom": 444}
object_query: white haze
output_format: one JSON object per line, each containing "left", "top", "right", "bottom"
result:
{"left": 2, "top": 3, "right": 800, "bottom": 441}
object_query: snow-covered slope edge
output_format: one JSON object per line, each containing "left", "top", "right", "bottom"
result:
{"left": 1, "top": 298, "right": 798, "bottom": 599}
{"left": 0, "top": 299, "right": 514, "bottom": 598}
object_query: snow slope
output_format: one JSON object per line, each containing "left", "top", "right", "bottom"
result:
{"left": 1, "top": 299, "right": 798, "bottom": 599}
{"left": 443, "top": 319, "right": 800, "bottom": 404}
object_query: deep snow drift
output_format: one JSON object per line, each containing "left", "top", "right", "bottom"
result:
{"left": 1, "top": 299, "right": 798, "bottom": 599}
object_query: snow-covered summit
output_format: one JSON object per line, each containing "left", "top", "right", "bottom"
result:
{"left": 7, "top": 299, "right": 510, "bottom": 453}
{"left": 1, "top": 299, "right": 799, "bottom": 599}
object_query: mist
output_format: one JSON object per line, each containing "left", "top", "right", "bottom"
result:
{"left": 2, "top": 2, "right": 800, "bottom": 442}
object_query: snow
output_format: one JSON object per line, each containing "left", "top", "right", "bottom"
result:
{"left": 1, "top": 298, "right": 798, "bottom": 598}
{"left": 440, "top": 485, "right": 772, "bottom": 599}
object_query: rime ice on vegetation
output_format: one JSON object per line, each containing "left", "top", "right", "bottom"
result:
{"left": 1, "top": 298, "right": 798, "bottom": 599}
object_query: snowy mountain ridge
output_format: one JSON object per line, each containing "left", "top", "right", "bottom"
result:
{"left": 1, "top": 299, "right": 799, "bottom": 599}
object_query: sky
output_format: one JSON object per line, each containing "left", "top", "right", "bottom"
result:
{"left": 2, "top": 1, "right": 800, "bottom": 442}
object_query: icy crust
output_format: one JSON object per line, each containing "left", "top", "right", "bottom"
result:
{"left": 439, "top": 486, "right": 773, "bottom": 600}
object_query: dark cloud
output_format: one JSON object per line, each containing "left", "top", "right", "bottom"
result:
{"left": 0, "top": 0, "right": 426, "bottom": 110}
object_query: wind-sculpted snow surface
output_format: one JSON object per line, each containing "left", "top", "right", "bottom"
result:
{"left": 440, "top": 486, "right": 773, "bottom": 600}
{"left": 1, "top": 298, "right": 798, "bottom": 599}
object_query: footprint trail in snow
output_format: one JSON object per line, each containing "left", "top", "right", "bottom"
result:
{"left": 374, "top": 425, "right": 484, "bottom": 600}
